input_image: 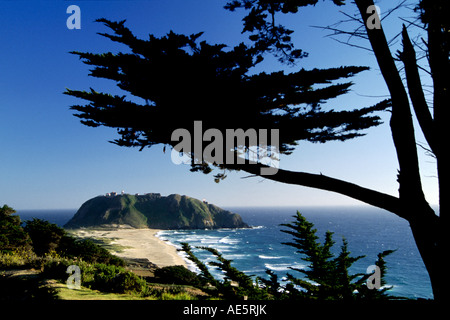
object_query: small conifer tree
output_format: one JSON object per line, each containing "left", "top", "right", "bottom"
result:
{"left": 280, "top": 211, "right": 395, "bottom": 300}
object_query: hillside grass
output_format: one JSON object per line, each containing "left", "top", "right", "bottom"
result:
{"left": 120, "top": 195, "right": 149, "bottom": 228}
{"left": 46, "top": 278, "right": 202, "bottom": 300}
{"left": 47, "top": 280, "right": 154, "bottom": 300}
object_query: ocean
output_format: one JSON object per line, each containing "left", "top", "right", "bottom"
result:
{"left": 15, "top": 206, "right": 434, "bottom": 300}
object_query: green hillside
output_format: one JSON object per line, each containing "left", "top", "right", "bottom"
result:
{"left": 64, "top": 193, "right": 249, "bottom": 229}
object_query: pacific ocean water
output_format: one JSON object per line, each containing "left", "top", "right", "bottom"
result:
{"left": 16, "top": 206, "right": 434, "bottom": 300}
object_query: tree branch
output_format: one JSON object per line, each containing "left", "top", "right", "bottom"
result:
{"left": 398, "top": 25, "right": 437, "bottom": 156}
{"left": 227, "top": 163, "right": 404, "bottom": 219}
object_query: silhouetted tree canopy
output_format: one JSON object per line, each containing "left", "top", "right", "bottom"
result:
{"left": 66, "top": 18, "right": 389, "bottom": 176}
{"left": 224, "top": 0, "right": 346, "bottom": 63}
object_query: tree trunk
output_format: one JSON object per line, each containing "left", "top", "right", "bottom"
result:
{"left": 404, "top": 202, "right": 445, "bottom": 300}
{"left": 354, "top": 0, "right": 444, "bottom": 300}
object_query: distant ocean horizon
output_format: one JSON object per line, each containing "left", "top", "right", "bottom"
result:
{"left": 15, "top": 205, "right": 434, "bottom": 300}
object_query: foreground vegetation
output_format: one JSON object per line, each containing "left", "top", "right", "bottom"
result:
{"left": 0, "top": 204, "right": 204, "bottom": 300}
{"left": 1, "top": 204, "right": 400, "bottom": 301}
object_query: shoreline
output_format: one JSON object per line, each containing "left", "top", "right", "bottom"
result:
{"left": 69, "top": 225, "right": 187, "bottom": 268}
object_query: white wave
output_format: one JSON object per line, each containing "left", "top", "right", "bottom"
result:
{"left": 223, "top": 254, "right": 248, "bottom": 259}
{"left": 219, "top": 236, "right": 240, "bottom": 245}
{"left": 200, "top": 239, "right": 220, "bottom": 245}
{"left": 265, "top": 263, "right": 306, "bottom": 272}
{"left": 210, "top": 245, "right": 232, "bottom": 252}
{"left": 258, "top": 255, "right": 283, "bottom": 260}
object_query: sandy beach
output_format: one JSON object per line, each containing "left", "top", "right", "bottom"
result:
{"left": 70, "top": 226, "right": 187, "bottom": 268}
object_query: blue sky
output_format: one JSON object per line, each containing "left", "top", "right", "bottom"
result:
{"left": 0, "top": 1, "right": 438, "bottom": 210}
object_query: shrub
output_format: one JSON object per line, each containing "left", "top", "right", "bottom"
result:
{"left": 110, "top": 271, "right": 149, "bottom": 294}
{"left": 41, "top": 256, "right": 73, "bottom": 281}
{"left": 42, "top": 258, "right": 150, "bottom": 296}
{"left": 81, "top": 263, "right": 148, "bottom": 295}
{"left": 64, "top": 238, "right": 125, "bottom": 266}
{"left": 154, "top": 265, "right": 202, "bottom": 286}
{"left": 159, "top": 292, "right": 196, "bottom": 300}
{"left": 89, "top": 263, "right": 122, "bottom": 292}
{"left": 0, "top": 247, "right": 39, "bottom": 269}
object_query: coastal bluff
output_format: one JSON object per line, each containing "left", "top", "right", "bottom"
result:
{"left": 64, "top": 193, "right": 249, "bottom": 229}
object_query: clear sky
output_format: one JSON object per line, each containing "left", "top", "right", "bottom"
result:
{"left": 0, "top": 1, "right": 438, "bottom": 210}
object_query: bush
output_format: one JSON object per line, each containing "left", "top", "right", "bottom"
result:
{"left": 42, "top": 258, "right": 150, "bottom": 296}
{"left": 110, "top": 271, "right": 149, "bottom": 294}
{"left": 0, "top": 248, "right": 39, "bottom": 269}
{"left": 154, "top": 265, "right": 202, "bottom": 286}
{"left": 88, "top": 263, "right": 121, "bottom": 292}
{"left": 81, "top": 263, "right": 148, "bottom": 295}
{"left": 63, "top": 238, "right": 125, "bottom": 266}
{"left": 159, "top": 292, "right": 196, "bottom": 300}
{"left": 41, "top": 255, "right": 73, "bottom": 281}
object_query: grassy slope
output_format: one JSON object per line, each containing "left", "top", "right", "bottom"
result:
{"left": 119, "top": 195, "right": 148, "bottom": 228}
{"left": 49, "top": 279, "right": 201, "bottom": 300}
{"left": 49, "top": 280, "right": 153, "bottom": 300}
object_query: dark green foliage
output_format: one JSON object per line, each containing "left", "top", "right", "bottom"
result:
{"left": 0, "top": 205, "right": 30, "bottom": 253}
{"left": 65, "top": 18, "right": 389, "bottom": 177}
{"left": 153, "top": 265, "right": 202, "bottom": 286}
{"left": 108, "top": 270, "right": 149, "bottom": 294}
{"left": 91, "top": 263, "right": 127, "bottom": 292}
{"left": 41, "top": 257, "right": 73, "bottom": 280}
{"left": 23, "top": 218, "right": 124, "bottom": 266}
{"left": 24, "top": 218, "right": 66, "bottom": 256}
{"left": 42, "top": 259, "right": 148, "bottom": 295}
{"left": 86, "top": 263, "right": 149, "bottom": 295}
